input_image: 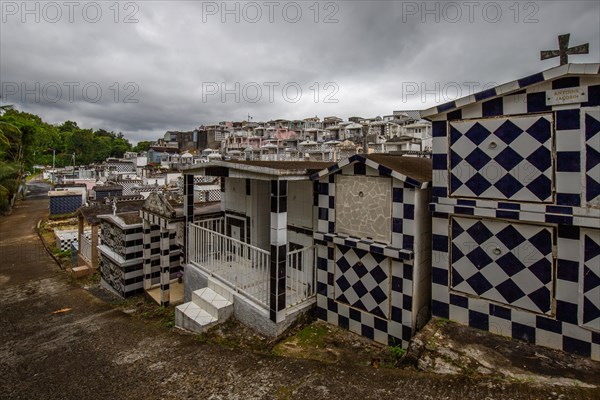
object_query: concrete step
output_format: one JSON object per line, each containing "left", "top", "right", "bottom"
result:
{"left": 70, "top": 265, "right": 90, "bottom": 278}
{"left": 192, "top": 287, "right": 233, "bottom": 320}
{"left": 208, "top": 277, "right": 234, "bottom": 302}
{"left": 175, "top": 302, "right": 218, "bottom": 334}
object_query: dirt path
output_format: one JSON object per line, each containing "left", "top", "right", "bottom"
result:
{"left": 0, "top": 186, "right": 598, "bottom": 400}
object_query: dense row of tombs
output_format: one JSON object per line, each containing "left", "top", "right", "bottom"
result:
{"left": 76, "top": 63, "right": 599, "bottom": 360}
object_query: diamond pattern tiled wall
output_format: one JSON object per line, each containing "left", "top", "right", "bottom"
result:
{"left": 585, "top": 110, "right": 600, "bottom": 206}
{"left": 334, "top": 245, "right": 390, "bottom": 319}
{"left": 451, "top": 217, "right": 553, "bottom": 314}
{"left": 449, "top": 114, "right": 553, "bottom": 202}
{"left": 581, "top": 230, "right": 600, "bottom": 332}
{"left": 430, "top": 71, "right": 600, "bottom": 360}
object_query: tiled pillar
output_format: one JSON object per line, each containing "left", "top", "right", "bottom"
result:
{"left": 183, "top": 174, "right": 194, "bottom": 264}
{"left": 269, "top": 180, "right": 287, "bottom": 323}
{"left": 219, "top": 177, "right": 226, "bottom": 212}
{"left": 142, "top": 219, "right": 152, "bottom": 290}
{"left": 91, "top": 225, "right": 99, "bottom": 269}
{"left": 77, "top": 215, "right": 84, "bottom": 265}
{"left": 159, "top": 224, "right": 170, "bottom": 306}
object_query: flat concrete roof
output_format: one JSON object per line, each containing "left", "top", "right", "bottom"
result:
{"left": 185, "top": 160, "right": 336, "bottom": 179}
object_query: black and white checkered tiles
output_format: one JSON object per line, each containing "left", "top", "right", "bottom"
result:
{"left": 432, "top": 218, "right": 600, "bottom": 360}
{"left": 427, "top": 66, "right": 600, "bottom": 360}
{"left": 119, "top": 180, "right": 143, "bottom": 195}
{"left": 449, "top": 114, "right": 553, "bottom": 203}
{"left": 316, "top": 242, "right": 414, "bottom": 347}
{"left": 56, "top": 230, "right": 95, "bottom": 251}
{"left": 313, "top": 157, "right": 423, "bottom": 347}
{"left": 585, "top": 110, "right": 600, "bottom": 206}
{"left": 431, "top": 74, "right": 600, "bottom": 208}
{"left": 450, "top": 217, "right": 553, "bottom": 315}
{"left": 582, "top": 230, "right": 600, "bottom": 332}
{"left": 335, "top": 245, "right": 390, "bottom": 319}
{"left": 421, "top": 63, "right": 600, "bottom": 120}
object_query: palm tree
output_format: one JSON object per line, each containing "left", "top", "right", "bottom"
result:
{"left": 0, "top": 105, "right": 25, "bottom": 212}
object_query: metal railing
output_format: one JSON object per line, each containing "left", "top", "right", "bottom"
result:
{"left": 286, "top": 245, "right": 316, "bottom": 308}
{"left": 195, "top": 217, "right": 224, "bottom": 234}
{"left": 189, "top": 223, "right": 270, "bottom": 308}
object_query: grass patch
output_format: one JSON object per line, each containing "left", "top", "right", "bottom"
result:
{"left": 52, "top": 248, "right": 71, "bottom": 257}
{"left": 295, "top": 324, "right": 330, "bottom": 348}
{"left": 108, "top": 296, "right": 176, "bottom": 329}
{"left": 389, "top": 344, "right": 406, "bottom": 361}
{"left": 200, "top": 318, "right": 270, "bottom": 352}
{"left": 49, "top": 212, "right": 77, "bottom": 220}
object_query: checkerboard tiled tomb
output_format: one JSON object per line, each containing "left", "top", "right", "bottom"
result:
{"left": 423, "top": 63, "right": 600, "bottom": 360}
{"left": 98, "top": 212, "right": 182, "bottom": 299}
{"left": 312, "top": 154, "right": 432, "bottom": 348}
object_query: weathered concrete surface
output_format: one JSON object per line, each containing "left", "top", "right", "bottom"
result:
{"left": 1, "top": 184, "right": 599, "bottom": 399}
{"left": 406, "top": 318, "right": 600, "bottom": 387}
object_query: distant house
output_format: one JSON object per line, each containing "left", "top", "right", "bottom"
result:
{"left": 147, "top": 146, "right": 179, "bottom": 164}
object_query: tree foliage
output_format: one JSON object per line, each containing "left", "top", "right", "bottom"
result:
{"left": 0, "top": 106, "right": 133, "bottom": 211}
{"left": 132, "top": 140, "right": 152, "bottom": 153}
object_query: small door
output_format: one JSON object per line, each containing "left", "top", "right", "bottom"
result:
{"left": 450, "top": 216, "right": 554, "bottom": 315}
{"left": 231, "top": 226, "right": 241, "bottom": 242}
{"left": 449, "top": 114, "right": 554, "bottom": 203}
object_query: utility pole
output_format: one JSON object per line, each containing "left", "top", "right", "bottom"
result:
{"left": 51, "top": 149, "right": 56, "bottom": 184}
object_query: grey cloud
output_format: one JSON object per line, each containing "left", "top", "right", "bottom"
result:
{"left": 1, "top": 0, "right": 598, "bottom": 143}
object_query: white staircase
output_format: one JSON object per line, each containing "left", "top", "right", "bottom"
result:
{"left": 175, "top": 279, "right": 234, "bottom": 333}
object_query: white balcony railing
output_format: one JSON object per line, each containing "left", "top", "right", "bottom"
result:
{"left": 189, "top": 223, "right": 270, "bottom": 308}
{"left": 195, "top": 217, "right": 224, "bottom": 234}
{"left": 286, "top": 245, "right": 316, "bottom": 308}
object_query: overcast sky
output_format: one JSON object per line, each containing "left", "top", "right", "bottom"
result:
{"left": 1, "top": 0, "right": 598, "bottom": 143}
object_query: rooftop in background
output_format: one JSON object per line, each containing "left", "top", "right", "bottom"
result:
{"left": 226, "top": 160, "right": 335, "bottom": 171}
{"left": 392, "top": 110, "right": 423, "bottom": 121}
{"left": 78, "top": 200, "right": 146, "bottom": 225}
{"left": 366, "top": 154, "right": 432, "bottom": 183}
{"left": 309, "top": 154, "right": 432, "bottom": 187}
{"left": 48, "top": 190, "right": 83, "bottom": 197}
{"left": 186, "top": 160, "right": 336, "bottom": 179}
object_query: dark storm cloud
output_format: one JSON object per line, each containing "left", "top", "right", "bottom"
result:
{"left": 1, "top": 0, "right": 598, "bottom": 143}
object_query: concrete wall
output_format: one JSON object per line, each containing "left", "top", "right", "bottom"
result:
{"left": 288, "top": 181, "right": 313, "bottom": 230}
{"left": 183, "top": 263, "right": 208, "bottom": 302}
{"left": 224, "top": 178, "right": 247, "bottom": 214}
{"left": 335, "top": 174, "right": 391, "bottom": 243}
{"left": 250, "top": 180, "right": 270, "bottom": 250}
{"left": 411, "top": 187, "right": 432, "bottom": 330}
